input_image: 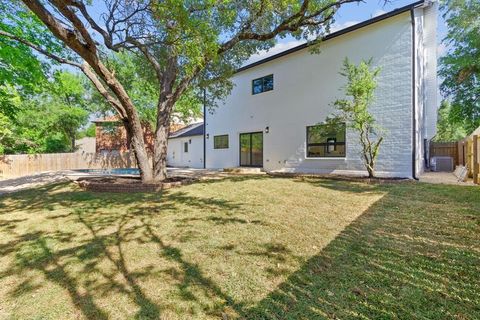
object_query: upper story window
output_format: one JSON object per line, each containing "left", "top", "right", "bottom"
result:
{"left": 306, "top": 123, "right": 346, "bottom": 158}
{"left": 252, "top": 74, "right": 274, "bottom": 95}
{"left": 214, "top": 135, "right": 229, "bottom": 149}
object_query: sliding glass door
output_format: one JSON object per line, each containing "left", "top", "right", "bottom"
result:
{"left": 240, "top": 132, "right": 263, "bottom": 167}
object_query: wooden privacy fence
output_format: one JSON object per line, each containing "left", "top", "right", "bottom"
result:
{"left": 0, "top": 151, "right": 137, "bottom": 179}
{"left": 429, "top": 142, "right": 460, "bottom": 166}
{"left": 464, "top": 135, "right": 479, "bottom": 184}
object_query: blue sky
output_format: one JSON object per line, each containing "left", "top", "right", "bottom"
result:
{"left": 247, "top": 0, "right": 447, "bottom": 63}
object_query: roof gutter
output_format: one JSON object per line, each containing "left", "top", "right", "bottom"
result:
{"left": 203, "top": 89, "right": 207, "bottom": 169}
{"left": 411, "top": 8, "right": 419, "bottom": 180}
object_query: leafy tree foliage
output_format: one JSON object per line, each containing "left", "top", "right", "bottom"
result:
{"left": 78, "top": 123, "right": 97, "bottom": 139}
{"left": 1, "top": 71, "right": 89, "bottom": 154}
{"left": 329, "top": 58, "right": 383, "bottom": 178}
{"left": 92, "top": 52, "right": 203, "bottom": 125}
{"left": 0, "top": 0, "right": 89, "bottom": 154}
{"left": 434, "top": 100, "right": 468, "bottom": 142}
{"left": 440, "top": 0, "right": 480, "bottom": 133}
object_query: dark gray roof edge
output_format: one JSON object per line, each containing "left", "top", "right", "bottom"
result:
{"left": 236, "top": 0, "right": 425, "bottom": 73}
{"left": 169, "top": 122, "right": 204, "bottom": 138}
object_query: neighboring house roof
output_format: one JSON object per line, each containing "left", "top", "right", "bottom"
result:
{"left": 170, "top": 122, "right": 204, "bottom": 139}
{"left": 237, "top": 0, "right": 425, "bottom": 73}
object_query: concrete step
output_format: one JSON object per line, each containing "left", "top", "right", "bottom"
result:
{"left": 223, "top": 167, "right": 265, "bottom": 174}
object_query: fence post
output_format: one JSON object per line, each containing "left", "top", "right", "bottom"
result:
{"left": 474, "top": 135, "right": 479, "bottom": 184}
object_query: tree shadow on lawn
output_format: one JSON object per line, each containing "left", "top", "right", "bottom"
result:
{"left": 0, "top": 182, "right": 246, "bottom": 319}
{"left": 0, "top": 177, "right": 479, "bottom": 319}
{"left": 238, "top": 181, "right": 480, "bottom": 319}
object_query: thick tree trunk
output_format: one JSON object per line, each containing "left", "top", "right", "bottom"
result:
{"left": 152, "top": 123, "right": 169, "bottom": 181}
{"left": 122, "top": 119, "right": 154, "bottom": 182}
{"left": 152, "top": 99, "right": 172, "bottom": 181}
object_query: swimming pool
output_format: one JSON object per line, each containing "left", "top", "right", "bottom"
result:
{"left": 74, "top": 168, "right": 140, "bottom": 175}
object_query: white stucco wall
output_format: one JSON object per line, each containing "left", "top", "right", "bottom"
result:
{"left": 412, "top": 3, "right": 439, "bottom": 176}
{"left": 205, "top": 8, "right": 436, "bottom": 178}
{"left": 167, "top": 135, "right": 204, "bottom": 168}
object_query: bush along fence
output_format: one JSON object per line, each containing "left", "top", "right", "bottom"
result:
{"left": 0, "top": 151, "right": 137, "bottom": 179}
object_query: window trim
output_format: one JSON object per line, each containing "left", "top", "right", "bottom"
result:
{"left": 305, "top": 124, "right": 347, "bottom": 159}
{"left": 213, "top": 134, "right": 229, "bottom": 149}
{"left": 252, "top": 74, "right": 274, "bottom": 95}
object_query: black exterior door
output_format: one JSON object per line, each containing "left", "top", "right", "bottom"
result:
{"left": 240, "top": 132, "right": 263, "bottom": 167}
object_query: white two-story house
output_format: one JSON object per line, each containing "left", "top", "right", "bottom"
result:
{"left": 203, "top": 0, "right": 438, "bottom": 178}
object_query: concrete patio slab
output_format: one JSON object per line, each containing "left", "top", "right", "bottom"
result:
{"left": 419, "top": 171, "right": 476, "bottom": 186}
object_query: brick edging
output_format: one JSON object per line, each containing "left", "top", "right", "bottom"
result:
{"left": 76, "top": 177, "right": 195, "bottom": 193}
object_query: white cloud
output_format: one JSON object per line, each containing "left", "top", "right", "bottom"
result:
{"left": 372, "top": 9, "right": 387, "bottom": 17}
{"left": 244, "top": 40, "right": 306, "bottom": 65}
{"left": 330, "top": 20, "right": 360, "bottom": 33}
{"left": 437, "top": 43, "right": 447, "bottom": 57}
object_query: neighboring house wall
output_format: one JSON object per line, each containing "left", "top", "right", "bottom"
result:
{"left": 75, "top": 137, "right": 96, "bottom": 153}
{"left": 94, "top": 118, "right": 206, "bottom": 168}
{"left": 95, "top": 122, "right": 129, "bottom": 153}
{"left": 167, "top": 135, "right": 204, "bottom": 168}
{"left": 205, "top": 3, "right": 437, "bottom": 178}
{"left": 94, "top": 121, "right": 154, "bottom": 153}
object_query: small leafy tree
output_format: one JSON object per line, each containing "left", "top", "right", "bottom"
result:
{"left": 328, "top": 58, "right": 383, "bottom": 178}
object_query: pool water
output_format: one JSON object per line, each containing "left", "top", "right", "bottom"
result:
{"left": 75, "top": 168, "right": 140, "bottom": 175}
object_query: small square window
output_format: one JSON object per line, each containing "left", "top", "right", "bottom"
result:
{"left": 252, "top": 74, "right": 273, "bottom": 95}
{"left": 214, "top": 135, "right": 229, "bottom": 149}
{"left": 252, "top": 79, "right": 263, "bottom": 95}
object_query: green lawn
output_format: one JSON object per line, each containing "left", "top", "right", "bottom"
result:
{"left": 0, "top": 176, "right": 478, "bottom": 319}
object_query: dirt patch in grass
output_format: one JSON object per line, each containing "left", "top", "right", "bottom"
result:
{"left": 0, "top": 176, "right": 478, "bottom": 319}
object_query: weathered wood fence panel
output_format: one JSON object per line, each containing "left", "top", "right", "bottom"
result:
{"left": 462, "top": 134, "right": 479, "bottom": 185}
{"left": 0, "top": 151, "right": 137, "bottom": 179}
{"left": 430, "top": 142, "right": 459, "bottom": 166}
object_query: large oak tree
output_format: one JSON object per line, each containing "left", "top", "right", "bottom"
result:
{"left": 1, "top": 0, "right": 362, "bottom": 182}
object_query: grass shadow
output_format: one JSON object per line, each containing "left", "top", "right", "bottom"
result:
{"left": 238, "top": 182, "right": 480, "bottom": 319}
{"left": 0, "top": 181, "right": 247, "bottom": 319}
{"left": 1, "top": 178, "right": 479, "bottom": 319}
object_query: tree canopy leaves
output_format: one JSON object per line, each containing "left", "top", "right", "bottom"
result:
{"left": 440, "top": 0, "right": 480, "bottom": 133}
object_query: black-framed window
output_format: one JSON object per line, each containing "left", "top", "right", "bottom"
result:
{"left": 214, "top": 135, "right": 229, "bottom": 149}
{"left": 252, "top": 74, "right": 274, "bottom": 95}
{"left": 184, "top": 142, "right": 189, "bottom": 153}
{"left": 306, "top": 123, "right": 346, "bottom": 158}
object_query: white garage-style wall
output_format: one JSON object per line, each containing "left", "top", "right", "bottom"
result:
{"left": 167, "top": 135, "right": 204, "bottom": 168}
{"left": 205, "top": 2, "right": 437, "bottom": 178}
